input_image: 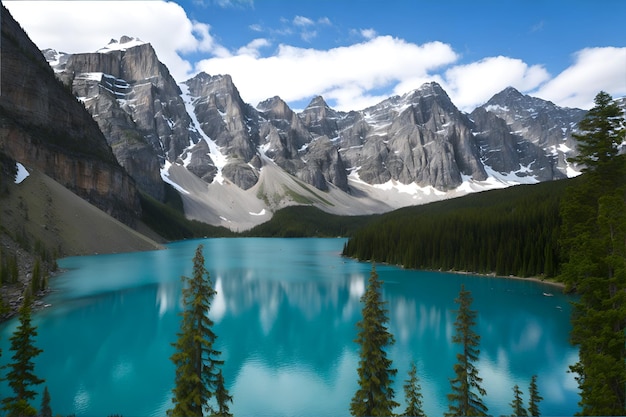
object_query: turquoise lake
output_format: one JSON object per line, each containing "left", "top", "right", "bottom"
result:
{"left": 0, "top": 238, "right": 579, "bottom": 416}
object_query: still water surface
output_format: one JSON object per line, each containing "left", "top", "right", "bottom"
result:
{"left": 0, "top": 238, "right": 578, "bottom": 416}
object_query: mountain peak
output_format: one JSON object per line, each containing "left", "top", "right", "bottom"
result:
{"left": 401, "top": 82, "right": 449, "bottom": 103}
{"left": 97, "top": 36, "right": 147, "bottom": 53}
{"left": 490, "top": 86, "right": 524, "bottom": 103}
{"left": 305, "top": 95, "right": 329, "bottom": 110}
{"left": 257, "top": 96, "right": 291, "bottom": 114}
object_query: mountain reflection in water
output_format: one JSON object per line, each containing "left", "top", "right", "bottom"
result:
{"left": 0, "top": 238, "right": 578, "bottom": 416}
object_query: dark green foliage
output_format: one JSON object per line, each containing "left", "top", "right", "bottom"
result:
{"left": 343, "top": 179, "right": 569, "bottom": 278}
{"left": 168, "top": 245, "right": 232, "bottom": 417}
{"left": 245, "top": 206, "right": 375, "bottom": 237}
{"left": 528, "top": 375, "right": 542, "bottom": 416}
{"left": 559, "top": 92, "right": 626, "bottom": 415}
{"left": 40, "top": 386, "right": 52, "bottom": 417}
{"left": 2, "top": 293, "right": 44, "bottom": 416}
{"left": 212, "top": 369, "right": 233, "bottom": 417}
{"left": 400, "top": 361, "right": 425, "bottom": 417}
{"left": 510, "top": 384, "right": 528, "bottom": 416}
{"left": 30, "top": 258, "right": 41, "bottom": 295}
{"left": 446, "top": 285, "right": 488, "bottom": 417}
{"left": 139, "top": 189, "right": 234, "bottom": 240}
{"left": 0, "top": 249, "right": 19, "bottom": 285}
{"left": 572, "top": 91, "right": 625, "bottom": 179}
{"left": 350, "top": 265, "right": 399, "bottom": 416}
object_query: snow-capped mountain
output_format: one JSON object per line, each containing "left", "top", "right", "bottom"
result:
{"left": 44, "top": 37, "right": 593, "bottom": 230}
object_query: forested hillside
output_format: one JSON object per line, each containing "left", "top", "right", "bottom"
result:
{"left": 245, "top": 206, "right": 375, "bottom": 237}
{"left": 342, "top": 178, "right": 576, "bottom": 278}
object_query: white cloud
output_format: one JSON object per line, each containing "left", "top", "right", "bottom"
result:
{"left": 3, "top": 0, "right": 213, "bottom": 81}
{"left": 211, "top": 0, "right": 254, "bottom": 8}
{"left": 440, "top": 56, "right": 551, "bottom": 111}
{"left": 4, "top": 1, "right": 625, "bottom": 114}
{"left": 293, "top": 16, "right": 314, "bottom": 27}
{"left": 360, "top": 29, "right": 378, "bottom": 40}
{"left": 236, "top": 38, "right": 271, "bottom": 57}
{"left": 195, "top": 36, "right": 458, "bottom": 109}
{"left": 318, "top": 17, "right": 332, "bottom": 26}
{"left": 533, "top": 47, "right": 626, "bottom": 109}
{"left": 249, "top": 23, "right": 263, "bottom": 32}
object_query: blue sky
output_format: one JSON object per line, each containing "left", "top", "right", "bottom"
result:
{"left": 4, "top": 0, "right": 626, "bottom": 111}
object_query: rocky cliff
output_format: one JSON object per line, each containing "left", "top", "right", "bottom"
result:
{"left": 40, "top": 35, "right": 597, "bottom": 230}
{"left": 472, "top": 87, "right": 586, "bottom": 178}
{"left": 49, "top": 36, "right": 202, "bottom": 201}
{"left": 0, "top": 5, "right": 140, "bottom": 225}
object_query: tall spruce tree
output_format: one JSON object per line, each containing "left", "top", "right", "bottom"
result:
{"left": 2, "top": 291, "right": 44, "bottom": 417}
{"left": 400, "top": 361, "right": 425, "bottom": 417}
{"left": 40, "top": 386, "right": 52, "bottom": 417}
{"left": 213, "top": 369, "right": 233, "bottom": 417}
{"left": 510, "top": 384, "right": 528, "bottom": 416}
{"left": 168, "top": 244, "right": 232, "bottom": 417}
{"left": 528, "top": 375, "right": 542, "bottom": 417}
{"left": 445, "top": 285, "right": 488, "bottom": 417}
{"left": 350, "top": 264, "right": 399, "bottom": 416}
{"left": 559, "top": 91, "right": 626, "bottom": 415}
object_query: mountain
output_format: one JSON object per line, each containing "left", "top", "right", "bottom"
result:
{"left": 45, "top": 36, "right": 202, "bottom": 202}
{"left": 0, "top": 5, "right": 165, "bottom": 315}
{"left": 43, "top": 37, "right": 594, "bottom": 230}
{"left": 1, "top": 7, "right": 141, "bottom": 226}
{"left": 472, "top": 87, "right": 586, "bottom": 179}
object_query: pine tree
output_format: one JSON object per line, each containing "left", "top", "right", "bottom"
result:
{"left": 212, "top": 369, "right": 233, "bottom": 417}
{"left": 40, "top": 386, "right": 52, "bottom": 417}
{"left": 510, "top": 384, "right": 528, "bottom": 416}
{"left": 528, "top": 375, "right": 542, "bottom": 417}
{"left": 400, "top": 361, "right": 425, "bottom": 417}
{"left": 445, "top": 285, "right": 488, "bottom": 417}
{"left": 560, "top": 92, "right": 626, "bottom": 415}
{"left": 2, "top": 291, "right": 44, "bottom": 417}
{"left": 168, "top": 244, "right": 232, "bottom": 417}
{"left": 30, "top": 258, "right": 41, "bottom": 295}
{"left": 572, "top": 91, "right": 625, "bottom": 181}
{"left": 350, "top": 264, "right": 399, "bottom": 416}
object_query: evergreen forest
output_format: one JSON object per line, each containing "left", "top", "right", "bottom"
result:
{"left": 342, "top": 178, "right": 571, "bottom": 278}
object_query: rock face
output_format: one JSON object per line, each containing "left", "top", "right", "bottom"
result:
{"left": 36, "top": 31, "right": 602, "bottom": 229}
{"left": 0, "top": 5, "right": 140, "bottom": 225}
{"left": 325, "top": 83, "right": 488, "bottom": 190}
{"left": 51, "top": 37, "right": 201, "bottom": 201}
{"left": 471, "top": 87, "right": 586, "bottom": 178}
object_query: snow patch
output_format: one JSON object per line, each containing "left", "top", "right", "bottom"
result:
{"left": 373, "top": 179, "right": 445, "bottom": 197}
{"left": 14, "top": 163, "right": 29, "bottom": 184}
{"left": 97, "top": 37, "right": 146, "bottom": 53}
{"left": 75, "top": 72, "right": 104, "bottom": 82}
{"left": 179, "top": 83, "right": 228, "bottom": 184}
{"left": 484, "top": 104, "right": 509, "bottom": 113}
{"left": 160, "top": 161, "right": 190, "bottom": 195}
{"left": 249, "top": 209, "right": 266, "bottom": 216}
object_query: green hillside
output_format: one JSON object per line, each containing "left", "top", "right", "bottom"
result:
{"left": 342, "top": 178, "right": 577, "bottom": 278}
{"left": 244, "top": 205, "right": 375, "bottom": 237}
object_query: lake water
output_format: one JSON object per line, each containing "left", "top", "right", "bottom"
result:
{"left": 0, "top": 238, "right": 579, "bottom": 416}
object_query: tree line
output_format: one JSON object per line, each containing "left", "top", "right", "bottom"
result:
{"left": 342, "top": 178, "right": 566, "bottom": 278}
{"left": 558, "top": 92, "right": 626, "bottom": 414}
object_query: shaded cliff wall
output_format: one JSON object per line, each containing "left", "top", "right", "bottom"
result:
{"left": 0, "top": 5, "right": 141, "bottom": 225}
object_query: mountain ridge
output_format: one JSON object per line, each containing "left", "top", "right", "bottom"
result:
{"left": 42, "top": 36, "right": 599, "bottom": 230}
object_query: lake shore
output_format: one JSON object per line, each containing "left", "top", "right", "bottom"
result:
{"left": 449, "top": 270, "right": 567, "bottom": 290}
